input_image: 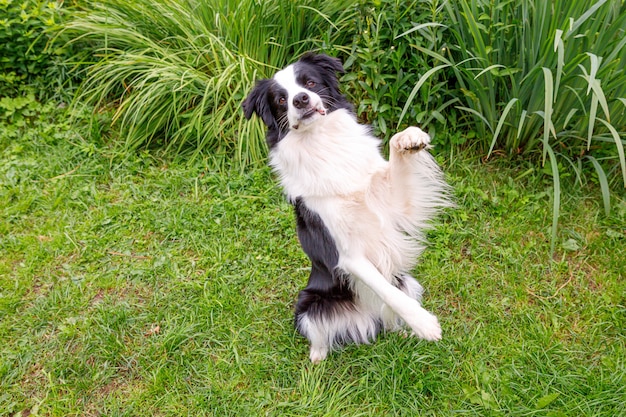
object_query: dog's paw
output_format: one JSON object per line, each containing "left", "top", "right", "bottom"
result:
{"left": 390, "top": 126, "right": 431, "bottom": 153}
{"left": 406, "top": 310, "right": 442, "bottom": 341}
{"left": 309, "top": 346, "right": 329, "bottom": 364}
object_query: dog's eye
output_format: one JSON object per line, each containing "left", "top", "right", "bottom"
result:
{"left": 306, "top": 80, "right": 316, "bottom": 88}
{"left": 278, "top": 97, "right": 286, "bottom": 105}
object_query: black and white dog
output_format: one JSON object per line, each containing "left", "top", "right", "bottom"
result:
{"left": 242, "top": 53, "right": 451, "bottom": 362}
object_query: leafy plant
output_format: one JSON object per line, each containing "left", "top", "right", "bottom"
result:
{"left": 66, "top": 0, "right": 358, "bottom": 166}
{"left": 341, "top": 0, "right": 457, "bottom": 144}
{"left": 396, "top": 0, "right": 626, "bottom": 253}
{"left": 0, "top": 92, "right": 39, "bottom": 124}
{"left": 62, "top": 0, "right": 625, "bottom": 253}
{"left": 439, "top": 0, "right": 625, "bottom": 163}
{"left": 0, "top": 0, "right": 82, "bottom": 98}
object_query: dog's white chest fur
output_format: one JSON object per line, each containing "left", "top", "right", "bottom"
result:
{"left": 270, "top": 109, "right": 424, "bottom": 277}
{"left": 270, "top": 109, "right": 386, "bottom": 198}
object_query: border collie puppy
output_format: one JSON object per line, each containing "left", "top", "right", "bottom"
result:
{"left": 242, "top": 53, "right": 451, "bottom": 363}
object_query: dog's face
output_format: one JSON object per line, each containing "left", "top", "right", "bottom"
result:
{"left": 242, "top": 53, "right": 352, "bottom": 148}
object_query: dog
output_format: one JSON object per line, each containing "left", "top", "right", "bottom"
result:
{"left": 242, "top": 53, "right": 451, "bottom": 362}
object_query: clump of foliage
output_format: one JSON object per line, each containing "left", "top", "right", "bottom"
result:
{"left": 431, "top": 0, "right": 626, "bottom": 252}
{"left": 340, "top": 0, "right": 456, "bottom": 144}
{"left": 64, "top": 0, "right": 624, "bottom": 250}
{"left": 441, "top": 0, "right": 625, "bottom": 158}
{"left": 0, "top": 0, "right": 82, "bottom": 99}
{"left": 66, "top": 0, "right": 358, "bottom": 166}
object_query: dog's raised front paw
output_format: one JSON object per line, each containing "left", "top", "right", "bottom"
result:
{"left": 390, "top": 126, "right": 431, "bottom": 153}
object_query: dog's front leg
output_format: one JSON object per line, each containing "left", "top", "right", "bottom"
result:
{"left": 341, "top": 257, "right": 442, "bottom": 341}
{"left": 387, "top": 127, "right": 438, "bottom": 208}
{"left": 390, "top": 126, "right": 432, "bottom": 155}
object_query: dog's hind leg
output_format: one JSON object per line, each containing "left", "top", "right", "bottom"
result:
{"left": 341, "top": 257, "right": 442, "bottom": 341}
{"left": 295, "top": 284, "right": 380, "bottom": 363}
{"left": 295, "top": 312, "right": 331, "bottom": 364}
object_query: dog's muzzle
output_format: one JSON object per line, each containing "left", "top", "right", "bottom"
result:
{"left": 291, "top": 92, "right": 326, "bottom": 130}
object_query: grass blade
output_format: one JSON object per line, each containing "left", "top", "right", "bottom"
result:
{"left": 541, "top": 68, "right": 554, "bottom": 164}
{"left": 584, "top": 155, "right": 611, "bottom": 216}
{"left": 587, "top": 91, "right": 598, "bottom": 150}
{"left": 553, "top": 29, "right": 564, "bottom": 102}
{"left": 394, "top": 22, "right": 446, "bottom": 40}
{"left": 398, "top": 64, "right": 450, "bottom": 127}
{"left": 488, "top": 98, "right": 518, "bottom": 158}
{"left": 517, "top": 109, "right": 527, "bottom": 140}
{"left": 544, "top": 142, "right": 561, "bottom": 256}
{"left": 474, "top": 65, "right": 506, "bottom": 80}
{"left": 596, "top": 118, "right": 626, "bottom": 186}
{"left": 455, "top": 106, "right": 493, "bottom": 133}
{"left": 566, "top": 0, "right": 608, "bottom": 38}
{"left": 587, "top": 77, "right": 611, "bottom": 123}
{"left": 562, "top": 108, "right": 578, "bottom": 129}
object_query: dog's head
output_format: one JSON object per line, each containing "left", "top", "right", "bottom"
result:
{"left": 242, "top": 53, "right": 352, "bottom": 148}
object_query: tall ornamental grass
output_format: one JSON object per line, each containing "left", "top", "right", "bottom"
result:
{"left": 66, "top": 0, "right": 357, "bottom": 166}
{"left": 396, "top": 0, "right": 625, "bottom": 252}
{"left": 439, "top": 1, "right": 625, "bottom": 165}
{"left": 403, "top": 0, "right": 625, "bottom": 170}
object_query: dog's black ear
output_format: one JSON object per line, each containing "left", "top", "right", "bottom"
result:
{"left": 299, "top": 52, "right": 345, "bottom": 75}
{"left": 242, "top": 79, "right": 275, "bottom": 128}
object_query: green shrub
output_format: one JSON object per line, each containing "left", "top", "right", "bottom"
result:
{"left": 0, "top": 0, "right": 81, "bottom": 98}
{"left": 417, "top": 0, "right": 626, "bottom": 252}
{"left": 436, "top": 0, "right": 626, "bottom": 162}
{"left": 341, "top": 0, "right": 456, "bottom": 144}
{"left": 66, "top": 0, "right": 625, "bottom": 244}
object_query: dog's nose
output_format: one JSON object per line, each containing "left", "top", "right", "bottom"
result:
{"left": 293, "top": 92, "right": 310, "bottom": 109}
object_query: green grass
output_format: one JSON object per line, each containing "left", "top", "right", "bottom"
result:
{"left": 65, "top": 0, "right": 358, "bottom": 166}
{"left": 1, "top": 107, "right": 625, "bottom": 416}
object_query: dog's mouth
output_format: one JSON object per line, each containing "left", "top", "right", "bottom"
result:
{"left": 293, "top": 107, "right": 326, "bottom": 129}
{"left": 302, "top": 107, "right": 326, "bottom": 119}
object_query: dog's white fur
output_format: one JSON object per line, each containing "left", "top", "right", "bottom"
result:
{"left": 268, "top": 68, "right": 451, "bottom": 361}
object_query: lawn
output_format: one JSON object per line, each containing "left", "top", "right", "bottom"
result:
{"left": 1, "top": 107, "right": 624, "bottom": 416}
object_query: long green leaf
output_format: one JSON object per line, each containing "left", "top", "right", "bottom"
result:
{"left": 553, "top": 30, "right": 564, "bottom": 103}
{"left": 596, "top": 118, "right": 626, "bottom": 186}
{"left": 588, "top": 92, "right": 598, "bottom": 150}
{"left": 394, "top": 22, "right": 446, "bottom": 39}
{"left": 516, "top": 109, "right": 527, "bottom": 140}
{"left": 584, "top": 155, "right": 611, "bottom": 216}
{"left": 544, "top": 142, "right": 561, "bottom": 257}
{"left": 455, "top": 106, "right": 494, "bottom": 133}
{"left": 566, "top": 0, "right": 608, "bottom": 37}
{"left": 398, "top": 64, "right": 450, "bottom": 127}
{"left": 488, "top": 98, "right": 518, "bottom": 158}
{"left": 587, "top": 77, "right": 611, "bottom": 122}
{"left": 474, "top": 65, "right": 506, "bottom": 80}
{"left": 541, "top": 68, "right": 554, "bottom": 164}
{"left": 563, "top": 108, "right": 578, "bottom": 129}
